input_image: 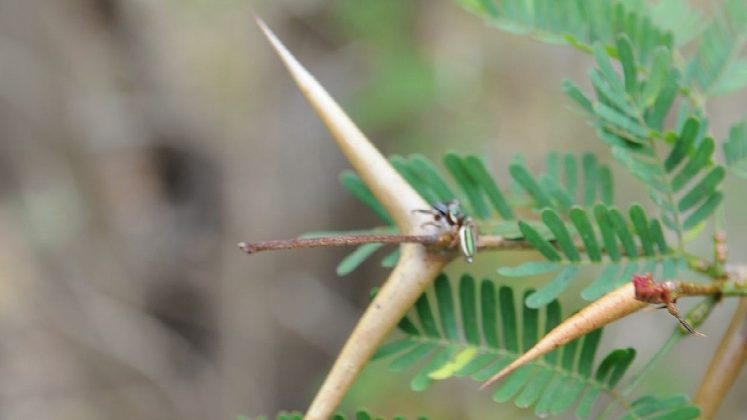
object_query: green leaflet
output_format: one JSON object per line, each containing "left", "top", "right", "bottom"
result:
{"left": 595, "top": 204, "right": 622, "bottom": 261}
{"left": 616, "top": 34, "right": 638, "bottom": 96}
{"left": 460, "top": 274, "right": 481, "bottom": 345}
{"left": 519, "top": 220, "right": 562, "bottom": 262}
{"left": 582, "top": 153, "right": 600, "bottom": 206}
{"left": 391, "top": 155, "right": 441, "bottom": 205}
{"left": 594, "top": 102, "right": 649, "bottom": 142}
{"left": 563, "top": 80, "right": 593, "bottom": 113}
{"left": 498, "top": 261, "right": 562, "bottom": 277}
{"left": 515, "top": 368, "right": 555, "bottom": 408}
{"left": 481, "top": 280, "right": 500, "bottom": 348}
{"left": 649, "top": 219, "right": 671, "bottom": 254}
{"left": 645, "top": 71, "right": 678, "bottom": 130}
{"left": 336, "top": 243, "right": 383, "bottom": 276}
{"left": 596, "top": 348, "right": 636, "bottom": 387}
{"left": 373, "top": 338, "right": 417, "bottom": 360}
{"left": 570, "top": 207, "right": 602, "bottom": 262}
{"left": 510, "top": 163, "right": 553, "bottom": 208}
{"left": 428, "top": 347, "right": 480, "bottom": 379}
{"left": 526, "top": 266, "right": 581, "bottom": 308}
{"left": 612, "top": 147, "right": 670, "bottom": 193}
{"left": 593, "top": 43, "right": 626, "bottom": 96}
{"left": 380, "top": 249, "right": 400, "bottom": 267}
{"left": 664, "top": 117, "right": 699, "bottom": 172}
{"left": 415, "top": 290, "right": 441, "bottom": 338}
{"left": 671, "top": 137, "right": 716, "bottom": 192}
{"left": 435, "top": 274, "right": 459, "bottom": 341}
{"left": 640, "top": 47, "right": 672, "bottom": 106}
{"left": 683, "top": 191, "right": 723, "bottom": 230}
{"left": 599, "top": 165, "right": 614, "bottom": 205}
{"left": 534, "top": 374, "right": 565, "bottom": 416}
{"left": 411, "top": 345, "right": 461, "bottom": 391}
{"left": 542, "top": 209, "right": 580, "bottom": 262}
{"left": 389, "top": 343, "right": 438, "bottom": 372}
{"left": 564, "top": 153, "right": 579, "bottom": 198}
{"left": 500, "top": 284, "right": 519, "bottom": 353}
{"left": 724, "top": 121, "right": 747, "bottom": 179}
{"left": 578, "top": 328, "right": 603, "bottom": 378}
{"left": 608, "top": 207, "right": 638, "bottom": 257}
{"left": 678, "top": 167, "right": 725, "bottom": 212}
{"left": 623, "top": 395, "right": 700, "bottom": 419}
{"left": 409, "top": 154, "right": 457, "bottom": 202}
{"left": 540, "top": 176, "right": 574, "bottom": 212}
{"left": 581, "top": 263, "right": 621, "bottom": 301}
{"left": 591, "top": 68, "right": 638, "bottom": 119}
{"left": 629, "top": 204, "right": 655, "bottom": 256}
{"left": 560, "top": 338, "right": 580, "bottom": 371}
{"left": 444, "top": 153, "right": 492, "bottom": 218}
{"left": 442, "top": 153, "right": 522, "bottom": 218}
{"left": 462, "top": 155, "right": 515, "bottom": 219}
{"left": 493, "top": 364, "right": 536, "bottom": 403}
{"left": 339, "top": 170, "right": 394, "bottom": 224}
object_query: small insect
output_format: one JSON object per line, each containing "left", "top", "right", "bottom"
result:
{"left": 414, "top": 200, "right": 478, "bottom": 263}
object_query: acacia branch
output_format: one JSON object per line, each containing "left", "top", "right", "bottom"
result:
{"left": 254, "top": 17, "right": 747, "bottom": 418}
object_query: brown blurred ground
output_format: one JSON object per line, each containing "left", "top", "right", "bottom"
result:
{"left": 0, "top": 0, "right": 746, "bottom": 419}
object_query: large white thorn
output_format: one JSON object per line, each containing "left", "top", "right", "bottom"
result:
{"left": 255, "top": 17, "right": 428, "bottom": 231}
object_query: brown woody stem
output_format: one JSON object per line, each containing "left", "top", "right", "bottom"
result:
{"left": 694, "top": 297, "right": 747, "bottom": 418}
{"left": 238, "top": 233, "right": 536, "bottom": 255}
{"left": 238, "top": 234, "right": 448, "bottom": 254}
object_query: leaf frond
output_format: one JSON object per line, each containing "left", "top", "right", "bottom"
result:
{"left": 686, "top": 0, "right": 747, "bottom": 96}
{"left": 503, "top": 204, "right": 678, "bottom": 305}
{"left": 330, "top": 152, "right": 616, "bottom": 274}
{"left": 457, "top": 0, "right": 674, "bottom": 62}
{"left": 564, "top": 39, "right": 726, "bottom": 240}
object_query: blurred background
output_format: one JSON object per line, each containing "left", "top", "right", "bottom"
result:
{"left": 1, "top": 0, "right": 746, "bottom": 419}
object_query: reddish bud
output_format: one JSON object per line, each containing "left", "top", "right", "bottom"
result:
{"left": 631, "top": 274, "right": 704, "bottom": 336}
{"left": 633, "top": 273, "right": 674, "bottom": 304}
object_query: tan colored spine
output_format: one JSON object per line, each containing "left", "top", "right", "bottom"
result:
{"left": 481, "top": 283, "right": 647, "bottom": 389}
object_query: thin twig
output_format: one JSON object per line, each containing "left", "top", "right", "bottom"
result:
{"left": 238, "top": 233, "right": 537, "bottom": 255}
{"left": 238, "top": 234, "right": 449, "bottom": 254}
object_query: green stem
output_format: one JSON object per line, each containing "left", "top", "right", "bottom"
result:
{"left": 622, "top": 332, "right": 682, "bottom": 397}
{"left": 600, "top": 296, "right": 718, "bottom": 419}
{"left": 621, "top": 296, "right": 718, "bottom": 396}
